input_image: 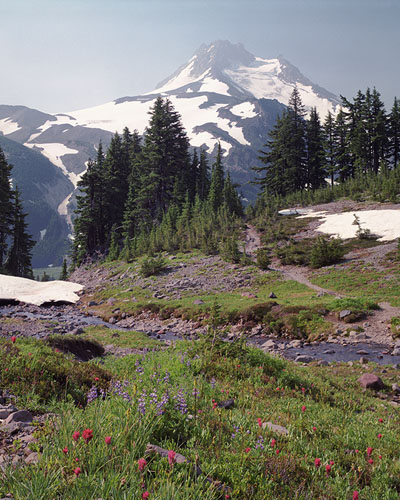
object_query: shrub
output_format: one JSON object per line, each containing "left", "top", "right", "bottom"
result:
{"left": 139, "top": 253, "right": 167, "bottom": 277}
{"left": 310, "top": 236, "right": 345, "bottom": 268}
{"left": 275, "top": 239, "right": 312, "bottom": 266}
{"left": 220, "top": 236, "right": 241, "bottom": 263}
{"left": 256, "top": 247, "right": 271, "bottom": 270}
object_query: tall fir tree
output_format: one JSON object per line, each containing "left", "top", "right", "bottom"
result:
{"left": 305, "top": 107, "right": 326, "bottom": 190}
{"left": 5, "top": 187, "right": 34, "bottom": 278}
{"left": 0, "top": 146, "right": 14, "bottom": 271}
{"left": 389, "top": 97, "right": 400, "bottom": 168}
{"left": 323, "top": 111, "right": 337, "bottom": 187}
{"left": 208, "top": 144, "right": 225, "bottom": 212}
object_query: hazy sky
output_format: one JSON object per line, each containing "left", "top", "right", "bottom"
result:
{"left": 1, "top": 0, "right": 398, "bottom": 113}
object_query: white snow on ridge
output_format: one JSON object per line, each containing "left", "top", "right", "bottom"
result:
{"left": 0, "top": 273, "right": 83, "bottom": 306}
{"left": 231, "top": 102, "right": 258, "bottom": 118}
{"left": 0, "top": 118, "right": 21, "bottom": 135}
{"left": 297, "top": 209, "right": 400, "bottom": 242}
{"left": 199, "top": 77, "right": 230, "bottom": 95}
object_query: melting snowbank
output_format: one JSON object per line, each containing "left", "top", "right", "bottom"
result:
{"left": 0, "top": 274, "right": 83, "bottom": 306}
{"left": 297, "top": 209, "right": 400, "bottom": 241}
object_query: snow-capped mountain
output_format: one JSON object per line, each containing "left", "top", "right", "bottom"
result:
{"left": 0, "top": 40, "right": 340, "bottom": 264}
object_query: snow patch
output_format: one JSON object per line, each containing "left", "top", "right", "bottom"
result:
{"left": 0, "top": 118, "right": 21, "bottom": 135}
{"left": 297, "top": 209, "right": 400, "bottom": 241}
{"left": 199, "top": 77, "right": 230, "bottom": 95}
{"left": 230, "top": 102, "right": 258, "bottom": 118}
{"left": 39, "top": 229, "right": 47, "bottom": 240}
{"left": 0, "top": 273, "right": 83, "bottom": 306}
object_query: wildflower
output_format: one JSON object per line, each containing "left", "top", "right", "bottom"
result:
{"left": 11, "top": 336, "right": 16, "bottom": 343}
{"left": 377, "top": 433, "right": 382, "bottom": 439}
{"left": 62, "top": 446, "right": 68, "bottom": 454}
{"left": 325, "top": 464, "right": 331, "bottom": 474}
{"left": 330, "top": 460, "right": 334, "bottom": 465}
{"left": 74, "top": 467, "right": 81, "bottom": 476}
{"left": 301, "top": 405, "right": 306, "bottom": 413}
{"left": 28, "top": 352, "right": 32, "bottom": 356}
{"left": 75, "top": 458, "right": 79, "bottom": 462}
{"left": 270, "top": 439, "right": 276, "bottom": 448}
{"left": 245, "top": 447, "right": 251, "bottom": 453}
{"left": 353, "top": 492, "right": 359, "bottom": 500}
{"left": 257, "top": 418, "right": 262, "bottom": 427}
{"left": 314, "top": 458, "right": 321, "bottom": 468}
{"left": 94, "top": 377, "right": 99, "bottom": 381}
{"left": 138, "top": 458, "right": 147, "bottom": 472}
{"left": 105, "top": 436, "right": 112, "bottom": 445}
{"left": 168, "top": 450, "right": 176, "bottom": 466}
{"left": 82, "top": 428, "right": 93, "bottom": 444}
{"left": 367, "top": 447, "right": 373, "bottom": 457}
{"left": 142, "top": 493, "right": 149, "bottom": 500}
{"left": 275, "top": 449, "right": 280, "bottom": 455}
{"left": 301, "top": 387, "right": 305, "bottom": 393}
{"left": 378, "top": 418, "right": 383, "bottom": 423}
{"left": 72, "top": 431, "right": 80, "bottom": 441}
{"left": 312, "top": 426, "right": 317, "bottom": 431}
{"left": 368, "top": 458, "right": 373, "bottom": 464}
{"left": 355, "top": 449, "right": 359, "bottom": 454}
{"left": 379, "top": 455, "right": 382, "bottom": 459}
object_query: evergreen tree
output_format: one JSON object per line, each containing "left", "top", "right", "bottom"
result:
{"left": 5, "top": 187, "right": 34, "bottom": 278}
{"left": 60, "top": 258, "right": 68, "bottom": 280}
{"left": 197, "top": 148, "right": 210, "bottom": 200}
{"left": 306, "top": 107, "right": 326, "bottom": 190}
{"left": 208, "top": 144, "right": 225, "bottom": 212}
{"left": 334, "top": 109, "right": 352, "bottom": 181}
{"left": 323, "top": 111, "right": 337, "bottom": 187}
{"left": 0, "top": 146, "right": 14, "bottom": 271}
{"left": 389, "top": 97, "right": 400, "bottom": 168}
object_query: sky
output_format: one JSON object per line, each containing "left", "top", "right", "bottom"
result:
{"left": 1, "top": 0, "right": 399, "bottom": 113}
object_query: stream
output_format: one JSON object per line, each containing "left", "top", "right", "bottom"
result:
{"left": 1, "top": 304, "right": 399, "bottom": 366}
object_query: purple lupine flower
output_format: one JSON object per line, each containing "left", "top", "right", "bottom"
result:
{"left": 174, "top": 389, "right": 188, "bottom": 414}
{"left": 87, "top": 386, "right": 98, "bottom": 404}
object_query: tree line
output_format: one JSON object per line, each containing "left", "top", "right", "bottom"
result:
{"left": 72, "top": 97, "right": 243, "bottom": 266}
{"left": 0, "top": 147, "right": 34, "bottom": 278}
{"left": 254, "top": 87, "right": 400, "bottom": 197}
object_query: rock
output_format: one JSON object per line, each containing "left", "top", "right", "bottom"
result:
{"left": 24, "top": 452, "right": 39, "bottom": 464}
{"left": 392, "top": 383, "right": 400, "bottom": 394}
{"left": 108, "top": 317, "right": 117, "bottom": 325}
{"left": 261, "top": 339, "right": 276, "bottom": 350}
{"left": 335, "top": 328, "right": 343, "bottom": 335}
{"left": 392, "top": 348, "right": 400, "bottom": 356}
{"left": 294, "top": 355, "right": 314, "bottom": 364}
{"left": 241, "top": 292, "right": 257, "bottom": 299}
{"left": 317, "top": 360, "right": 329, "bottom": 366}
{"left": 193, "top": 299, "right": 204, "bottom": 305}
{"left": 339, "top": 310, "right": 351, "bottom": 319}
{"left": 322, "top": 349, "right": 335, "bottom": 355}
{"left": 356, "top": 350, "right": 369, "bottom": 355}
{"left": 317, "top": 291, "right": 326, "bottom": 297}
{"left": 217, "top": 399, "right": 235, "bottom": 409}
{"left": 359, "top": 357, "right": 369, "bottom": 365}
{"left": 71, "top": 327, "right": 84, "bottom": 336}
{"left": 88, "top": 301, "right": 98, "bottom": 307}
{"left": 269, "top": 292, "right": 277, "bottom": 299}
{"left": 0, "top": 405, "right": 17, "bottom": 420}
{"left": 4, "top": 410, "right": 33, "bottom": 424}
{"left": 107, "top": 298, "right": 116, "bottom": 305}
{"left": 358, "top": 373, "right": 385, "bottom": 391}
{"left": 262, "top": 422, "right": 289, "bottom": 436}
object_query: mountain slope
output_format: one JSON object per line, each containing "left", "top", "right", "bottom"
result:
{"left": 0, "top": 134, "right": 73, "bottom": 267}
{"left": 0, "top": 40, "right": 340, "bottom": 231}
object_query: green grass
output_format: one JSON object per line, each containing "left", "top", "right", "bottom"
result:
{"left": 1, "top": 333, "right": 400, "bottom": 499}
{"left": 311, "top": 262, "right": 400, "bottom": 306}
{"left": 83, "top": 326, "right": 160, "bottom": 350}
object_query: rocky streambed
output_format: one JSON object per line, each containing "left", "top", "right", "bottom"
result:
{"left": 1, "top": 302, "right": 400, "bottom": 366}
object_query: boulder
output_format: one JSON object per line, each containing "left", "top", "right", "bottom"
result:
{"left": 4, "top": 410, "right": 33, "bottom": 424}
{"left": 193, "top": 299, "right": 205, "bottom": 305}
{"left": 295, "top": 355, "right": 314, "bottom": 364}
{"left": 269, "top": 292, "right": 277, "bottom": 299}
{"left": 262, "top": 422, "right": 289, "bottom": 436}
{"left": 339, "top": 310, "right": 351, "bottom": 319}
{"left": 358, "top": 373, "right": 385, "bottom": 391}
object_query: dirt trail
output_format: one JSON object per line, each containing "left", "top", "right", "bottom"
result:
{"left": 244, "top": 225, "right": 399, "bottom": 345}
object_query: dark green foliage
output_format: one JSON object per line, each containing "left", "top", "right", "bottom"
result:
{"left": 310, "top": 236, "right": 345, "bottom": 268}
{"left": 59, "top": 258, "right": 68, "bottom": 280}
{"left": 5, "top": 187, "right": 35, "bottom": 278}
{"left": 0, "top": 338, "right": 111, "bottom": 407}
{"left": 73, "top": 99, "right": 243, "bottom": 266}
{"left": 139, "top": 253, "right": 167, "bottom": 277}
{"left": 0, "top": 147, "right": 14, "bottom": 270}
{"left": 219, "top": 234, "right": 241, "bottom": 263}
{"left": 256, "top": 247, "right": 271, "bottom": 269}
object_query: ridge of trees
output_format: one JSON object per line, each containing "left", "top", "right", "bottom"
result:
{"left": 253, "top": 87, "right": 400, "bottom": 201}
{"left": 72, "top": 97, "right": 243, "bottom": 266}
{"left": 0, "top": 147, "right": 34, "bottom": 278}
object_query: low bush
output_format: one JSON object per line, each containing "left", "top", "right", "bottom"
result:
{"left": 256, "top": 247, "right": 271, "bottom": 269}
{"left": 139, "top": 253, "right": 167, "bottom": 277}
{"left": 310, "top": 236, "right": 345, "bottom": 268}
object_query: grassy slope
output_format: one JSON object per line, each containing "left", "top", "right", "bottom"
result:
{"left": 1, "top": 332, "right": 400, "bottom": 499}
